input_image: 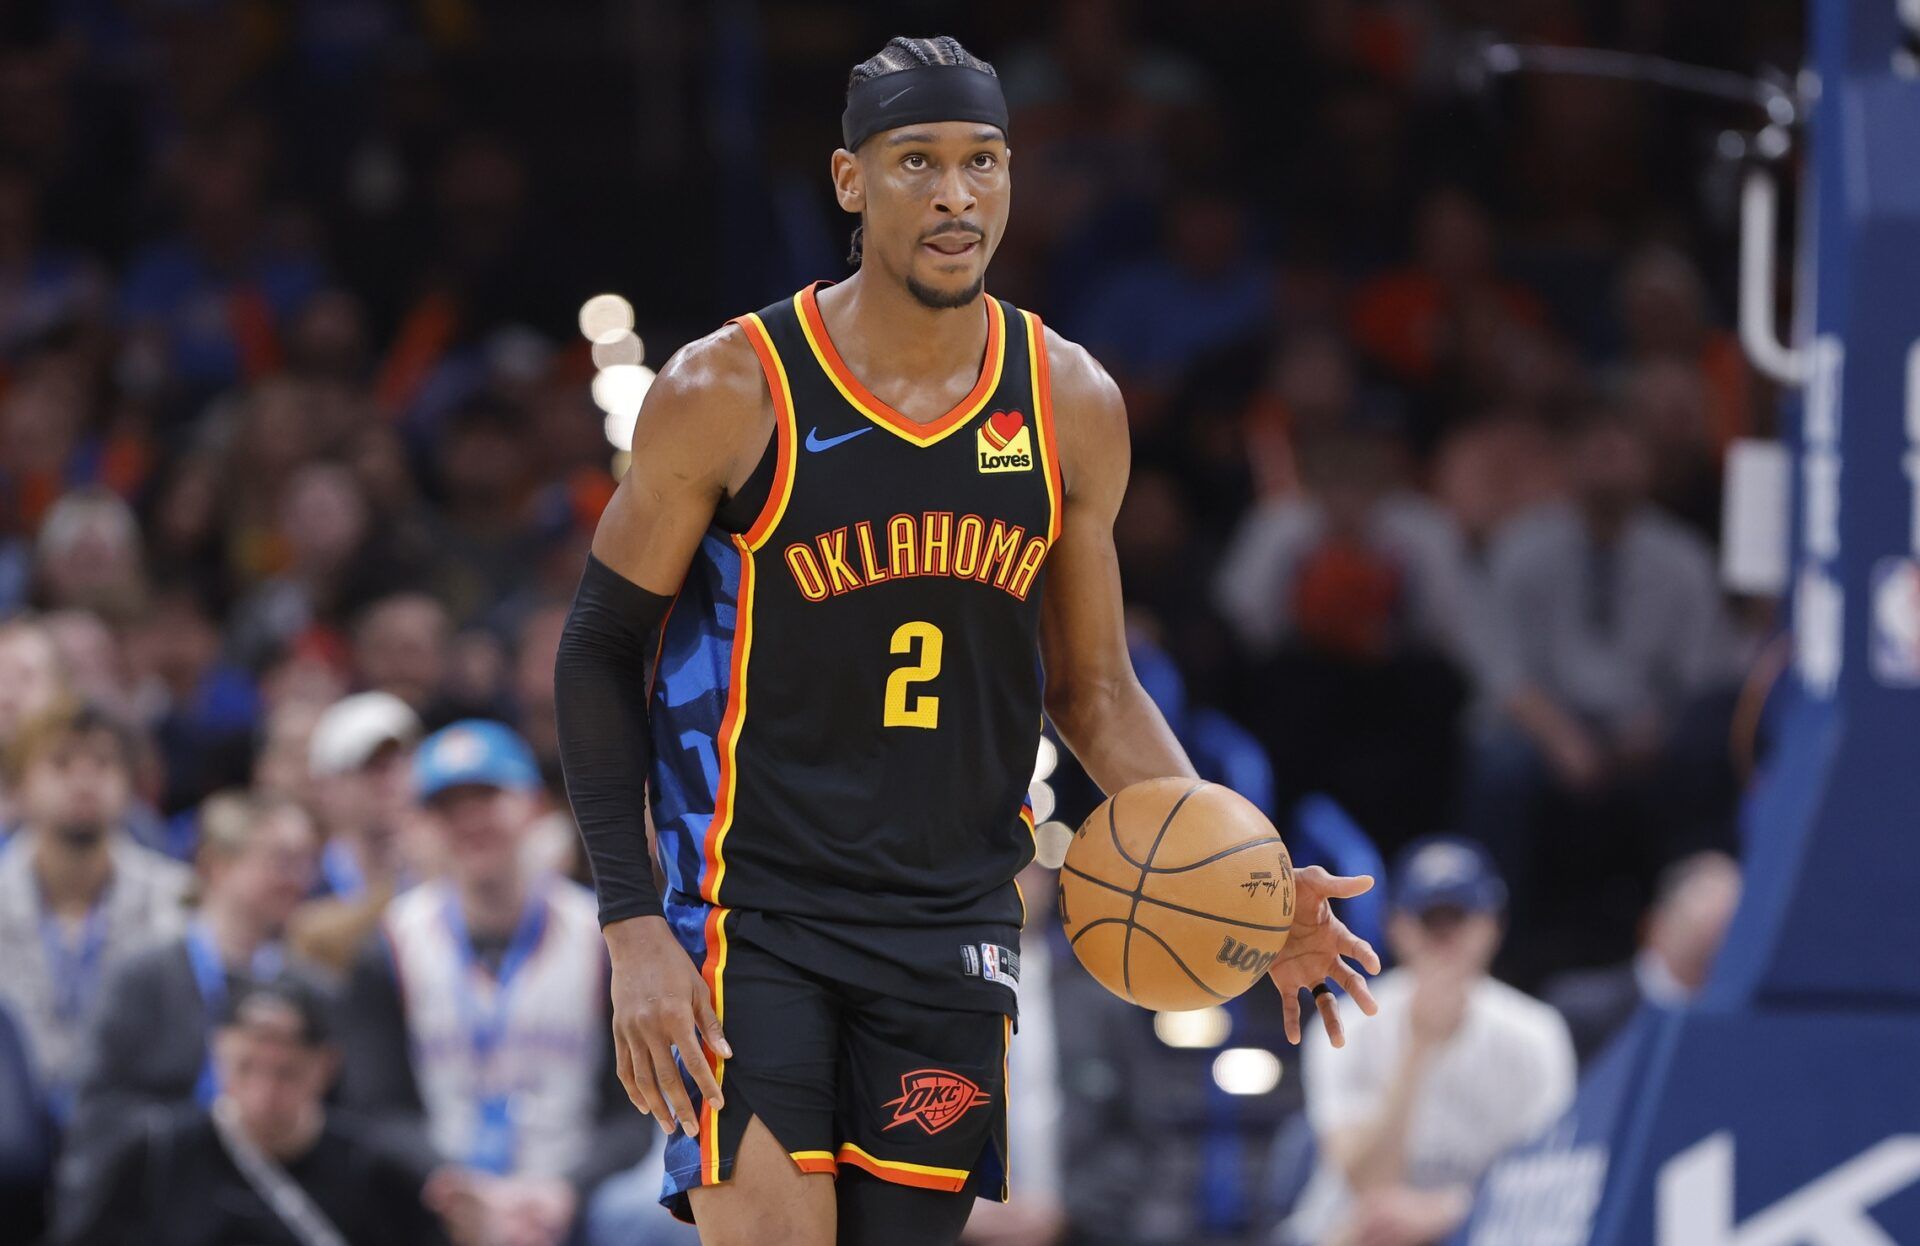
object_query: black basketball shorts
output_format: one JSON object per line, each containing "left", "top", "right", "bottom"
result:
{"left": 660, "top": 929, "right": 1011, "bottom": 1223}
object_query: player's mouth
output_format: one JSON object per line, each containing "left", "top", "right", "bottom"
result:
{"left": 922, "top": 233, "right": 981, "bottom": 257}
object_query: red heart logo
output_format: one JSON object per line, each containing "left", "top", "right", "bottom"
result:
{"left": 984, "top": 409, "right": 1024, "bottom": 450}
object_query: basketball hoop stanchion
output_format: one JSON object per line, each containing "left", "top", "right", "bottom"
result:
{"left": 1462, "top": 6, "right": 1920, "bottom": 1242}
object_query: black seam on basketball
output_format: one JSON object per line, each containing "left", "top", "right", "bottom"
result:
{"left": 1107, "top": 791, "right": 1149, "bottom": 870}
{"left": 1145, "top": 834, "right": 1286, "bottom": 874}
{"left": 1111, "top": 793, "right": 1140, "bottom": 1000}
{"left": 1066, "top": 917, "right": 1129, "bottom": 946}
{"left": 1122, "top": 781, "right": 1208, "bottom": 1004}
{"left": 1126, "top": 924, "right": 1230, "bottom": 1001}
{"left": 1063, "top": 863, "right": 1294, "bottom": 933}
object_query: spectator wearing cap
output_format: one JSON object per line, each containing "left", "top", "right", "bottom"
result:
{"left": 1543, "top": 850, "right": 1741, "bottom": 1066}
{"left": 340, "top": 720, "right": 648, "bottom": 1246}
{"left": 1280, "top": 838, "right": 1575, "bottom": 1246}
{"left": 58, "top": 792, "right": 320, "bottom": 1230}
{"left": 286, "top": 690, "right": 424, "bottom": 975}
{"left": 58, "top": 973, "right": 453, "bottom": 1246}
{"left": 0, "top": 701, "right": 190, "bottom": 1117}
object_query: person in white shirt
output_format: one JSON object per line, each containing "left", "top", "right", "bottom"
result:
{"left": 339, "top": 719, "right": 649, "bottom": 1246}
{"left": 1282, "top": 837, "right": 1574, "bottom": 1246}
{"left": 0, "top": 701, "right": 190, "bottom": 1117}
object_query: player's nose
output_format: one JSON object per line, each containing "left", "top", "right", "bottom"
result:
{"left": 930, "top": 167, "right": 976, "bottom": 214}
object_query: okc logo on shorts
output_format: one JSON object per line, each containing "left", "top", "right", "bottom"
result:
{"left": 882, "top": 1069, "right": 991, "bottom": 1135}
{"left": 977, "top": 409, "right": 1033, "bottom": 473}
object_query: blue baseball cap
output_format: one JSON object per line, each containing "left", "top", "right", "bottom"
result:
{"left": 413, "top": 720, "right": 541, "bottom": 801}
{"left": 1391, "top": 836, "right": 1508, "bottom": 915}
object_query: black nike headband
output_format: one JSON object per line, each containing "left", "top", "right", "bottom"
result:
{"left": 841, "top": 64, "right": 1010, "bottom": 153}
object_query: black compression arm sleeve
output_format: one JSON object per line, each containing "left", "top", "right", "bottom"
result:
{"left": 554, "top": 552, "right": 674, "bottom": 926}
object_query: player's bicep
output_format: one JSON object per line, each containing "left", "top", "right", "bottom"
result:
{"left": 1038, "top": 491, "right": 1132, "bottom": 699}
{"left": 1037, "top": 335, "right": 1135, "bottom": 702}
{"left": 590, "top": 327, "right": 769, "bottom": 596}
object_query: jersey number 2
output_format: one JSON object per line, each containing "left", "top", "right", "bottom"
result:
{"left": 884, "top": 621, "right": 943, "bottom": 729}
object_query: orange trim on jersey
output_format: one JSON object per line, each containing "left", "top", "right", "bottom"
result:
{"left": 697, "top": 905, "right": 731, "bottom": 1184}
{"left": 1024, "top": 311, "right": 1064, "bottom": 543}
{"left": 728, "top": 314, "right": 799, "bottom": 550}
{"left": 835, "top": 1143, "right": 970, "bottom": 1193}
{"left": 794, "top": 282, "right": 1006, "bottom": 448}
{"left": 789, "top": 1151, "right": 838, "bottom": 1176}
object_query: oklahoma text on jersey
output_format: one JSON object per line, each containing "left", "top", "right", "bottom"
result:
{"left": 783, "top": 511, "right": 1050, "bottom": 603}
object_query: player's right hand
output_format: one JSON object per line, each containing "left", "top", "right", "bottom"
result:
{"left": 604, "top": 915, "right": 732, "bottom": 1135}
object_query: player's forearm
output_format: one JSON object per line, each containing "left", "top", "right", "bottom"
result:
{"left": 1047, "top": 674, "right": 1197, "bottom": 794}
{"left": 554, "top": 553, "right": 672, "bottom": 926}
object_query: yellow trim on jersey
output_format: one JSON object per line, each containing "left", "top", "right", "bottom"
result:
{"left": 792, "top": 288, "right": 1007, "bottom": 448}
{"left": 735, "top": 312, "right": 799, "bottom": 552}
{"left": 836, "top": 1143, "right": 972, "bottom": 1182}
{"left": 1023, "top": 310, "right": 1063, "bottom": 544}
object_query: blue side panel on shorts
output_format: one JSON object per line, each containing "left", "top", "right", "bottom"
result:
{"left": 649, "top": 530, "right": 739, "bottom": 958}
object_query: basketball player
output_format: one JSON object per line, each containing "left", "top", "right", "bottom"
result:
{"left": 554, "top": 35, "right": 1383, "bottom": 1246}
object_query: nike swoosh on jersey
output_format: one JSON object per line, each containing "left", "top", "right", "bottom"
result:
{"left": 805, "top": 426, "right": 875, "bottom": 453}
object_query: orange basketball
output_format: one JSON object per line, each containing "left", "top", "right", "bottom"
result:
{"left": 1059, "top": 777, "right": 1296, "bottom": 1011}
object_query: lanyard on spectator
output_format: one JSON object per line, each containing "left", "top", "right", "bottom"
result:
{"left": 184, "top": 919, "right": 285, "bottom": 1106}
{"left": 318, "top": 840, "right": 365, "bottom": 899}
{"left": 35, "top": 882, "right": 113, "bottom": 1026}
{"left": 441, "top": 882, "right": 548, "bottom": 1173}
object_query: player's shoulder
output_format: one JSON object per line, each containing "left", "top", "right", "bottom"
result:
{"left": 1031, "top": 321, "right": 1127, "bottom": 496}
{"left": 1035, "top": 322, "right": 1123, "bottom": 424}
{"left": 650, "top": 320, "right": 769, "bottom": 420}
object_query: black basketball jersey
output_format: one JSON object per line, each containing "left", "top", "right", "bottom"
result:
{"left": 648, "top": 280, "right": 1058, "bottom": 1014}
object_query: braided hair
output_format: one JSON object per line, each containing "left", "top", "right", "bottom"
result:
{"left": 844, "top": 36, "right": 998, "bottom": 266}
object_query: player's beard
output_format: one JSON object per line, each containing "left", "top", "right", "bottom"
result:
{"left": 906, "top": 270, "right": 986, "bottom": 310}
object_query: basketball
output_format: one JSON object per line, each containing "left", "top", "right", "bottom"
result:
{"left": 1059, "top": 777, "right": 1296, "bottom": 1011}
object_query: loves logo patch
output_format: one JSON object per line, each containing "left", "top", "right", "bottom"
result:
{"left": 881, "top": 1069, "right": 991, "bottom": 1135}
{"left": 976, "top": 410, "right": 1033, "bottom": 474}
{"left": 983, "top": 409, "right": 1024, "bottom": 449}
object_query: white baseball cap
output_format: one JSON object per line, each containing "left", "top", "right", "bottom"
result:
{"left": 308, "top": 691, "right": 423, "bottom": 777}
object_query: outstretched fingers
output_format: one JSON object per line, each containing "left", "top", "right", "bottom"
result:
{"left": 1315, "top": 987, "right": 1347, "bottom": 1048}
{"left": 1281, "top": 986, "right": 1303, "bottom": 1046}
{"left": 1298, "top": 865, "right": 1375, "bottom": 901}
{"left": 1330, "top": 957, "right": 1379, "bottom": 1017}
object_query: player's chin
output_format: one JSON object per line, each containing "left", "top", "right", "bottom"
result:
{"left": 904, "top": 260, "right": 986, "bottom": 309}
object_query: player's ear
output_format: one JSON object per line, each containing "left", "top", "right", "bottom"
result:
{"left": 830, "top": 148, "right": 863, "bottom": 215}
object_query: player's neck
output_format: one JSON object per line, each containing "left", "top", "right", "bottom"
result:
{"left": 821, "top": 269, "right": 989, "bottom": 389}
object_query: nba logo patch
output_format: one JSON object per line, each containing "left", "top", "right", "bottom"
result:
{"left": 977, "top": 410, "right": 1033, "bottom": 473}
{"left": 1871, "top": 556, "right": 1920, "bottom": 686}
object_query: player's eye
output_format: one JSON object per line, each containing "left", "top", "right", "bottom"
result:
{"left": 903, "top": 154, "right": 928, "bottom": 171}
{"left": 972, "top": 153, "right": 997, "bottom": 170}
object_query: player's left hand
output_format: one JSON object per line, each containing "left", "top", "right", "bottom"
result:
{"left": 1267, "top": 866, "right": 1381, "bottom": 1048}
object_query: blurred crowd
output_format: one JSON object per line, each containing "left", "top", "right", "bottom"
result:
{"left": 0, "top": 0, "right": 1795, "bottom": 1243}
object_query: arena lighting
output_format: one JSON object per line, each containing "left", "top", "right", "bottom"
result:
{"left": 1211, "top": 1047, "right": 1283, "bottom": 1096}
{"left": 577, "top": 293, "right": 635, "bottom": 345}
{"left": 1032, "top": 735, "right": 1058, "bottom": 783}
{"left": 1028, "top": 780, "right": 1056, "bottom": 824}
{"left": 1155, "top": 1007, "right": 1233, "bottom": 1050}
{"left": 592, "top": 331, "right": 646, "bottom": 369}
{"left": 595, "top": 365, "right": 657, "bottom": 450}
{"left": 1032, "top": 821, "right": 1072, "bottom": 869}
